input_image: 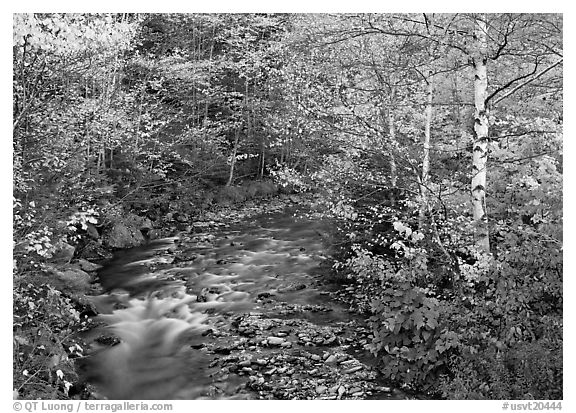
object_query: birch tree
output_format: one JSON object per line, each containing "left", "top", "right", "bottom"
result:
{"left": 470, "top": 16, "right": 491, "bottom": 252}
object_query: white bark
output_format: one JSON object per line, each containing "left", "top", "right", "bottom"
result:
{"left": 471, "top": 18, "right": 490, "bottom": 252}
{"left": 420, "top": 70, "right": 434, "bottom": 224}
{"left": 387, "top": 108, "right": 398, "bottom": 188}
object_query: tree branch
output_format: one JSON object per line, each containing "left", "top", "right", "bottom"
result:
{"left": 489, "top": 58, "right": 563, "bottom": 106}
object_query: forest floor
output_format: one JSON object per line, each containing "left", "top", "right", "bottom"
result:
{"left": 86, "top": 194, "right": 416, "bottom": 400}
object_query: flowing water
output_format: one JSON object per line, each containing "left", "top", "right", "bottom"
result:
{"left": 84, "top": 203, "right": 409, "bottom": 400}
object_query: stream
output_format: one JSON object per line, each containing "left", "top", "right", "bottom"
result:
{"left": 83, "top": 199, "right": 412, "bottom": 400}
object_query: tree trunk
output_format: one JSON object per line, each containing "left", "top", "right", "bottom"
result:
{"left": 471, "top": 18, "right": 490, "bottom": 252}
{"left": 387, "top": 107, "right": 398, "bottom": 193}
{"left": 419, "top": 70, "right": 434, "bottom": 225}
{"left": 226, "top": 129, "right": 240, "bottom": 186}
{"left": 259, "top": 139, "right": 266, "bottom": 179}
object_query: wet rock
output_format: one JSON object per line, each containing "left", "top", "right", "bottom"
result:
{"left": 278, "top": 283, "right": 307, "bottom": 293}
{"left": 324, "top": 355, "right": 338, "bottom": 364}
{"left": 323, "top": 336, "right": 337, "bottom": 346}
{"left": 315, "top": 385, "right": 327, "bottom": 394}
{"left": 340, "top": 359, "right": 356, "bottom": 366}
{"left": 267, "top": 337, "right": 285, "bottom": 346}
{"left": 147, "top": 229, "right": 160, "bottom": 240}
{"left": 257, "top": 291, "right": 275, "bottom": 299}
{"left": 280, "top": 341, "right": 292, "bottom": 348}
{"left": 105, "top": 221, "right": 145, "bottom": 249}
{"left": 344, "top": 365, "right": 363, "bottom": 374}
{"left": 213, "top": 344, "right": 235, "bottom": 355}
{"left": 173, "top": 251, "right": 197, "bottom": 263}
{"left": 77, "top": 259, "right": 102, "bottom": 272}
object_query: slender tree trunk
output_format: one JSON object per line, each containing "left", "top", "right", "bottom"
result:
{"left": 471, "top": 18, "right": 490, "bottom": 252}
{"left": 419, "top": 70, "right": 434, "bottom": 225}
{"left": 204, "top": 24, "right": 216, "bottom": 125}
{"left": 384, "top": 85, "right": 398, "bottom": 192}
{"left": 280, "top": 136, "right": 285, "bottom": 164}
{"left": 226, "top": 129, "right": 240, "bottom": 186}
{"left": 387, "top": 108, "right": 398, "bottom": 187}
{"left": 259, "top": 139, "right": 266, "bottom": 179}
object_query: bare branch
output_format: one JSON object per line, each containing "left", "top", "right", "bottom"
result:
{"left": 491, "top": 58, "right": 563, "bottom": 106}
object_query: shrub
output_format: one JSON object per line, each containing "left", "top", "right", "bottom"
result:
{"left": 13, "top": 278, "right": 88, "bottom": 399}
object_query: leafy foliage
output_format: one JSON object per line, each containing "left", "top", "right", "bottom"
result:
{"left": 13, "top": 13, "right": 562, "bottom": 400}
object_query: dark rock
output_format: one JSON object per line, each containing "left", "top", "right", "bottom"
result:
{"left": 278, "top": 283, "right": 307, "bottom": 293}
{"left": 323, "top": 336, "right": 337, "bottom": 345}
{"left": 51, "top": 241, "right": 75, "bottom": 264}
{"left": 105, "top": 222, "right": 145, "bottom": 249}
{"left": 214, "top": 345, "right": 234, "bottom": 355}
{"left": 85, "top": 223, "right": 100, "bottom": 240}
{"left": 44, "top": 264, "right": 92, "bottom": 294}
{"left": 147, "top": 229, "right": 160, "bottom": 240}
{"left": 77, "top": 259, "right": 102, "bottom": 272}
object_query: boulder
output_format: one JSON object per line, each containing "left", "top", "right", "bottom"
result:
{"left": 43, "top": 264, "right": 93, "bottom": 295}
{"left": 51, "top": 241, "right": 75, "bottom": 264}
{"left": 77, "top": 259, "right": 103, "bottom": 272}
{"left": 85, "top": 223, "right": 100, "bottom": 240}
{"left": 104, "top": 222, "right": 145, "bottom": 249}
{"left": 267, "top": 337, "right": 285, "bottom": 346}
{"left": 102, "top": 213, "right": 156, "bottom": 249}
{"left": 76, "top": 240, "right": 113, "bottom": 260}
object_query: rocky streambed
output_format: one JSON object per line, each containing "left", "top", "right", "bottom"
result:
{"left": 83, "top": 196, "right": 413, "bottom": 400}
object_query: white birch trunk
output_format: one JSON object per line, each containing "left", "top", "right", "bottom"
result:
{"left": 387, "top": 109, "right": 398, "bottom": 189}
{"left": 471, "top": 18, "right": 490, "bottom": 252}
{"left": 420, "top": 70, "right": 434, "bottom": 224}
